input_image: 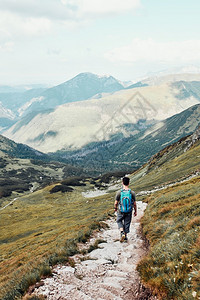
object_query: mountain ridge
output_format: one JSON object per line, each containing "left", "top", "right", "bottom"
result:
{"left": 16, "top": 72, "right": 125, "bottom": 117}
{"left": 52, "top": 103, "right": 200, "bottom": 173}
{"left": 4, "top": 80, "right": 200, "bottom": 153}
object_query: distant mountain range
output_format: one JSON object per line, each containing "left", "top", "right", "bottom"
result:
{"left": 1, "top": 71, "right": 200, "bottom": 130}
{"left": 0, "top": 73, "right": 124, "bottom": 122}
{"left": 4, "top": 77, "right": 200, "bottom": 153}
{"left": 1, "top": 71, "right": 200, "bottom": 176}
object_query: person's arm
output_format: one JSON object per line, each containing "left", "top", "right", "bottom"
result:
{"left": 133, "top": 200, "right": 137, "bottom": 216}
{"left": 132, "top": 191, "right": 137, "bottom": 216}
{"left": 114, "top": 191, "right": 120, "bottom": 211}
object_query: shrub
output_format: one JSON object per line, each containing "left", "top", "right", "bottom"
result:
{"left": 49, "top": 185, "right": 74, "bottom": 194}
{"left": 0, "top": 188, "right": 12, "bottom": 198}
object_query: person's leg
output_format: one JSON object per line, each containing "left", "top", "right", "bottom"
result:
{"left": 116, "top": 211, "right": 124, "bottom": 231}
{"left": 124, "top": 212, "right": 133, "bottom": 241}
{"left": 116, "top": 212, "right": 125, "bottom": 242}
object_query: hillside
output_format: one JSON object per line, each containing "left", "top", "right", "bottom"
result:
{"left": 0, "top": 134, "right": 48, "bottom": 160}
{"left": 0, "top": 134, "right": 84, "bottom": 199}
{"left": 141, "top": 73, "right": 200, "bottom": 86}
{"left": 0, "top": 88, "right": 47, "bottom": 132}
{"left": 52, "top": 104, "right": 200, "bottom": 173}
{"left": 0, "top": 125, "right": 199, "bottom": 299}
{"left": 4, "top": 81, "right": 200, "bottom": 154}
{"left": 129, "top": 127, "right": 200, "bottom": 299}
{"left": 130, "top": 124, "right": 200, "bottom": 191}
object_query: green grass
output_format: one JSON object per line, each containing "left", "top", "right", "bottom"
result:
{"left": 0, "top": 183, "right": 114, "bottom": 299}
{"left": 130, "top": 142, "right": 200, "bottom": 192}
{"left": 137, "top": 177, "right": 200, "bottom": 299}
{"left": 1, "top": 133, "right": 199, "bottom": 299}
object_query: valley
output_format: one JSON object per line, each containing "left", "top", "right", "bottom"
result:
{"left": 0, "top": 125, "right": 199, "bottom": 299}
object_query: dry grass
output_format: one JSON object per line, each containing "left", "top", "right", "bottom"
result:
{"left": 0, "top": 183, "right": 114, "bottom": 299}
{"left": 137, "top": 177, "right": 200, "bottom": 299}
{"left": 130, "top": 143, "right": 200, "bottom": 192}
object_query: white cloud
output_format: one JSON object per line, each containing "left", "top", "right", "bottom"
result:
{"left": 0, "top": 0, "right": 72, "bottom": 20}
{"left": 0, "top": 0, "right": 141, "bottom": 42}
{"left": 105, "top": 39, "right": 200, "bottom": 64}
{"left": 0, "top": 0, "right": 141, "bottom": 21}
{"left": 0, "top": 11, "right": 52, "bottom": 40}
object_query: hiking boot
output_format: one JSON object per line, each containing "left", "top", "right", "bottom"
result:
{"left": 124, "top": 236, "right": 128, "bottom": 242}
{"left": 120, "top": 231, "right": 125, "bottom": 243}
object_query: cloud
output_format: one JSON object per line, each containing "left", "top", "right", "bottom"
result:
{"left": 0, "top": 0, "right": 141, "bottom": 21}
{"left": 0, "top": 0, "right": 141, "bottom": 41}
{"left": 0, "top": 11, "right": 52, "bottom": 40}
{"left": 0, "top": 0, "right": 73, "bottom": 20}
{"left": 0, "top": 41, "right": 14, "bottom": 51}
{"left": 105, "top": 39, "right": 200, "bottom": 64}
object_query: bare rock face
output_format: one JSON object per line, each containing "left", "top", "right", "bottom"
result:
{"left": 191, "top": 125, "right": 200, "bottom": 144}
{"left": 30, "top": 201, "right": 157, "bottom": 300}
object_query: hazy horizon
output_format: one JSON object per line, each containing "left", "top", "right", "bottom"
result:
{"left": 0, "top": 0, "right": 200, "bottom": 85}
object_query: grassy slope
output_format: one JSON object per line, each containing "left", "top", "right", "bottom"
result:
{"left": 0, "top": 132, "right": 199, "bottom": 299}
{"left": 129, "top": 141, "right": 200, "bottom": 299}
{"left": 0, "top": 183, "right": 113, "bottom": 299}
{"left": 130, "top": 141, "right": 200, "bottom": 192}
{"left": 137, "top": 177, "right": 200, "bottom": 299}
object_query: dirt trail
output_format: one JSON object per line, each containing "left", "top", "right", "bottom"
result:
{"left": 30, "top": 201, "right": 157, "bottom": 300}
{"left": 0, "top": 197, "right": 18, "bottom": 211}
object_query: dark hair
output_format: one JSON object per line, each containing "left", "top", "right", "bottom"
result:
{"left": 122, "top": 177, "right": 130, "bottom": 186}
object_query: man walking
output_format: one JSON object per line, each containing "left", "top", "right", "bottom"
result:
{"left": 114, "top": 177, "right": 137, "bottom": 242}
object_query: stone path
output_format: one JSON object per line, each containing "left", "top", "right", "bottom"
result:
{"left": 30, "top": 201, "right": 157, "bottom": 300}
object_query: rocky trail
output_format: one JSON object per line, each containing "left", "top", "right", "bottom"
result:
{"left": 28, "top": 201, "right": 157, "bottom": 300}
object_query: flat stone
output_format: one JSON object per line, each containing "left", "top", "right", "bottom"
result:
{"left": 102, "top": 277, "right": 123, "bottom": 289}
{"left": 89, "top": 243, "right": 122, "bottom": 263}
{"left": 98, "top": 242, "right": 108, "bottom": 248}
{"left": 106, "top": 270, "right": 128, "bottom": 278}
{"left": 55, "top": 266, "right": 75, "bottom": 274}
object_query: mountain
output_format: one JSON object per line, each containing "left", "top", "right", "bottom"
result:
{"left": 0, "top": 73, "right": 124, "bottom": 131}
{"left": 126, "top": 81, "right": 148, "bottom": 89}
{"left": 0, "top": 88, "right": 47, "bottom": 133}
{"left": 131, "top": 123, "right": 200, "bottom": 191}
{"left": 143, "top": 65, "right": 200, "bottom": 80}
{"left": 52, "top": 103, "right": 200, "bottom": 173}
{"left": 4, "top": 80, "right": 200, "bottom": 154}
{"left": 0, "top": 134, "right": 49, "bottom": 160}
{"left": 17, "top": 72, "right": 125, "bottom": 117}
{"left": 141, "top": 73, "right": 200, "bottom": 86}
{"left": 0, "top": 88, "right": 47, "bottom": 115}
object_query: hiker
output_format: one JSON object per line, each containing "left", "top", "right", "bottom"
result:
{"left": 114, "top": 176, "right": 137, "bottom": 242}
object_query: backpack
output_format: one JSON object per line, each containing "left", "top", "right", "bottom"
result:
{"left": 120, "top": 189, "right": 132, "bottom": 213}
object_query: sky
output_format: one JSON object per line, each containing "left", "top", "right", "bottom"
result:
{"left": 0, "top": 0, "right": 200, "bottom": 85}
